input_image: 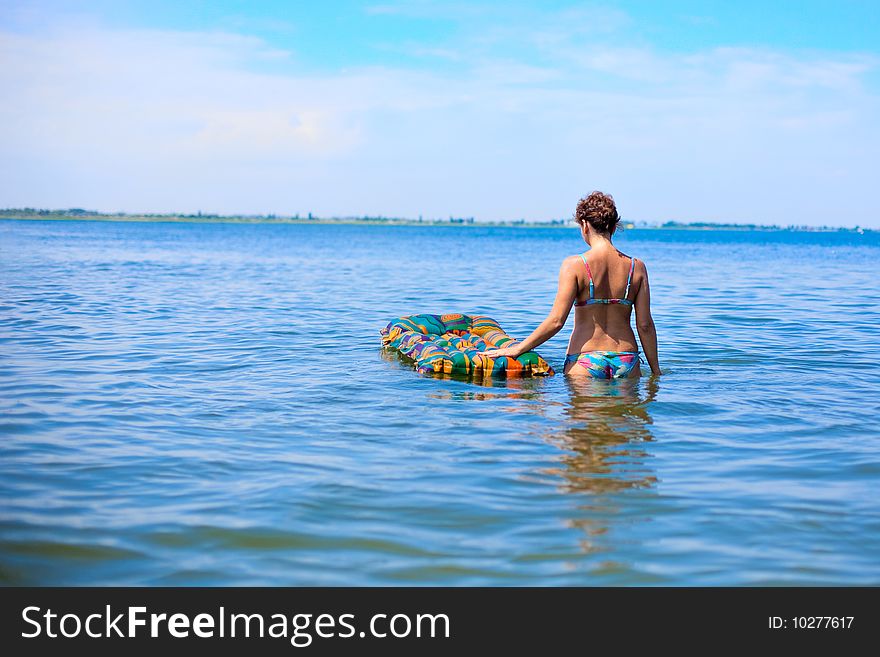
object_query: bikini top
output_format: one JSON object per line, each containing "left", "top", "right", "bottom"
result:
{"left": 573, "top": 253, "right": 635, "bottom": 307}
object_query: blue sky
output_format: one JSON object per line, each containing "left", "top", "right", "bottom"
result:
{"left": 1, "top": 1, "right": 878, "bottom": 225}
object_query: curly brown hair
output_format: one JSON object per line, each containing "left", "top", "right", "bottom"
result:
{"left": 574, "top": 191, "right": 619, "bottom": 235}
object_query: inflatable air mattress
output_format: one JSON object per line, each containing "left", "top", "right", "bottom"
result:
{"left": 380, "top": 313, "right": 554, "bottom": 378}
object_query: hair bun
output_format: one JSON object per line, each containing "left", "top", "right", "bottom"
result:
{"left": 574, "top": 191, "right": 619, "bottom": 234}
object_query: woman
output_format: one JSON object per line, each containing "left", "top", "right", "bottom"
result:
{"left": 484, "top": 191, "right": 661, "bottom": 378}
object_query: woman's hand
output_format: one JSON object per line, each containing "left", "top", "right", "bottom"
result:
{"left": 482, "top": 346, "right": 522, "bottom": 359}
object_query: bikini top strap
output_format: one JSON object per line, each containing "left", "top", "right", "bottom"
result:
{"left": 578, "top": 253, "right": 594, "bottom": 299}
{"left": 624, "top": 257, "right": 635, "bottom": 299}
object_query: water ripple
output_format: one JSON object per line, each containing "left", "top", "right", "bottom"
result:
{"left": 1, "top": 220, "right": 879, "bottom": 584}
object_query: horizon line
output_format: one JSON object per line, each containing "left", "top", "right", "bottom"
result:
{"left": 0, "top": 208, "right": 873, "bottom": 232}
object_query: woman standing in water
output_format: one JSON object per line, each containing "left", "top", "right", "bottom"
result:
{"left": 484, "top": 192, "right": 661, "bottom": 378}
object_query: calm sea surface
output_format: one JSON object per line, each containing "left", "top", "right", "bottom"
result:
{"left": 1, "top": 220, "right": 879, "bottom": 585}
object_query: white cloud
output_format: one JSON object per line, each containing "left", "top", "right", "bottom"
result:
{"left": 0, "top": 19, "right": 878, "bottom": 225}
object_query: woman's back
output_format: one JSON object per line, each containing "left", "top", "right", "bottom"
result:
{"left": 567, "top": 245, "right": 641, "bottom": 356}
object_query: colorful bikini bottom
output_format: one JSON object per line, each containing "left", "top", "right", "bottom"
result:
{"left": 564, "top": 351, "right": 641, "bottom": 379}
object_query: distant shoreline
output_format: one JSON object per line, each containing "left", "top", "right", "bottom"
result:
{"left": 0, "top": 210, "right": 871, "bottom": 233}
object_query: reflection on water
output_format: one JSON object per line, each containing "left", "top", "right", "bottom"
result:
{"left": 397, "top": 351, "right": 662, "bottom": 558}
{"left": 542, "top": 377, "right": 659, "bottom": 555}
{"left": 550, "top": 376, "right": 658, "bottom": 493}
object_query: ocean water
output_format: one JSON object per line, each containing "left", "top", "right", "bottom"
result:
{"left": 1, "top": 219, "right": 879, "bottom": 586}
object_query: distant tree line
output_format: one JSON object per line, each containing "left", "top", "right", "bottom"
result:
{"left": 0, "top": 209, "right": 870, "bottom": 232}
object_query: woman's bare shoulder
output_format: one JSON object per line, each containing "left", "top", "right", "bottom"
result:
{"left": 561, "top": 254, "right": 585, "bottom": 270}
{"left": 631, "top": 257, "right": 649, "bottom": 283}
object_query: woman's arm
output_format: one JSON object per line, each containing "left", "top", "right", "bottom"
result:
{"left": 483, "top": 258, "right": 579, "bottom": 358}
{"left": 633, "top": 260, "right": 661, "bottom": 375}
